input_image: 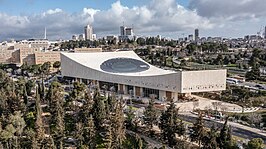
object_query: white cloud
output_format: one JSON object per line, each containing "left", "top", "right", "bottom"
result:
{"left": 1, "top": 0, "right": 265, "bottom": 40}
{"left": 0, "top": 0, "right": 213, "bottom": 40}
{"left": 44, "top": 8, "right": 63, "bottom": 15}
{"left": 189, "top": 0, "right": 266, "bottom": 20}
{"left": 92, "top": 0, "right": 213, "bottom": 36}
{"left": 187, "top": 0, "right": 266, "bottom": 37}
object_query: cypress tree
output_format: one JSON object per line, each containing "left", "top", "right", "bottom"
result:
{"left": 34, "top": 87, "right": 45, "bottom": 146}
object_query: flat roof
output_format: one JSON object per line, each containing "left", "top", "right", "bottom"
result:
{"left": 61, "top": 51, "right": 176, "bottom": 76}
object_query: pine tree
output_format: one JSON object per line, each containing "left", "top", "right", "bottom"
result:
{"left": 218, "top": 117, "right": 233, "bottom": 149}
{"left": 135, "top": 134, "right": 143, "bottom": 149}
{"left": 81, "top": 89, "right": 94, "bottom": 122}
{"left": 125, "top": 106, "right": 135, "bottom": 130}
{"left": 143, "top": 99, "right": 158, "bottom": 136}
{"left": 104, "top": 124, "right": 113, "bottom": 149}
{"left": 75, "top": 122, "right": 84, "bottom": 148}
{"left": 202, "top": 125, "right": 218, "bottom": 149}
{"left": 48, "top": 82, "right": 65, "bottom": 149}
{"left": 159, "top": 102, "right": 180, "bottom": 147}
{"left": 189, "top": 112, "right": 205, "bottom": 147}
{"left": 111, "top": 98, "right": 125, "bottom": 148}
{"left": 92, "top": 94, "right": 106, "bottom": 130}
{"left": 83, "top": 115, "right": 96, "bottom": 149}
{"left": 176, "top": 120, "right": 186, "bottom": 137}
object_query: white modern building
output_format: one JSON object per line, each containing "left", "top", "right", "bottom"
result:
{"left": 61, "top": 51, "right": 226, "bottom": 101}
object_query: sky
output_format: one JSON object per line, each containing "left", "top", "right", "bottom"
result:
{"left": 0, "top": 0, "right": 266, "bottom": 40}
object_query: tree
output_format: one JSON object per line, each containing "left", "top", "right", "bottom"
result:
{"left": 215, "top": 54, "right": 223, "bottom": 65}
{"left": 217, "top": 118, "right": 234, "bottom": 149}
{"left": 48, "top": 82, "right": 65, "bottom": 148}
{"left": 75, "top": 122, "right": 84, "bottom": 148}
{"left": 244, "top": 138, "right": 264, "bottom": 149}
{"left": 104, "top": 124, "right": 112, "bottom": 149}
{"left": 92, "top": 93, "right": 106, "bottom": 130}
{"left": 174, "top": 139, "right": 193, "bottom": 149}
{"left": 125, "top": 106, "right": 135, "bottom": 130}
{"left": 25, "top": 80, "right": 35, "bottom": 96}
{"left": 134, "top": 134, "right": 143, "bottom": 149}
{"left": 159, "top": 102, "right": 180, "bottom": 147}
{"left": 40, "top": 62, "right": 51, "bottom": 75}
{"left": 246, "top": 65, "right": 260, "bottom": 80}
{"left": 247, "top": 113, "right": 262, "bottom": 128}
{"left": 176, "top": 120, "right": 186, "bottom": 137}
{"left": 53, "top": 61, "right": 61, "bottom": 71}
{"left": 110, "top": 98, "right": 126, "bottom": 148}
{"left": 35, "top": 87, "right": 45, "bottom": 146}
{"left": 1, "top": 111, "right": 26, "bottom": 148}
{"left": 143, "top": 99, "right": 158, "bottom": 136}
{"left": 83, "top": 115, "right": 96, "bottom": 149}
{"left": 190, "top": 113, "right": 205, "bottom": 147}
{"left": 201, "top": 125, "right": 218, "bottom": 149}
{"left": 80, "top": 89, "right": 94, "bottom": 123}
{"left": 68, "top": 81, "right": 86, "bottom": 103}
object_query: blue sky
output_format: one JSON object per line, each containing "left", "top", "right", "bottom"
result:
{"left": 0, "top": 0, "right": 265, "bottom": 40}
{"left": 0, "top": 0, "right": 188, "bottom": 15}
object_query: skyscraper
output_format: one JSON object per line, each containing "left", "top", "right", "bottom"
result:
{"left": 195, "top": 28, "right": 199, "bottom": 41}
{"left": 264, "top": 26, "right": 266, "bottom": 39}
{"left": 84, "top": 25, "right": 93, "bottom": 40}
{"left": 125, "top": 28, "right": 133, "bottom": 36}
{"left": 120, "top": 26, "right": 125, "bottom": 36}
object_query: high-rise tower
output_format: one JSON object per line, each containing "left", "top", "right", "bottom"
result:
{"left": 195, "top": 28, "right": 199, "bottom": 41}
{"left": 264, "top": 26, "right": 266, "bottom": 39}
{"left": 84, "top": 25, "right": 93, "bottom": 40}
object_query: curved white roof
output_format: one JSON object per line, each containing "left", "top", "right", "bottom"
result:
{"left": 61, "top": 51, "right": 176, "bottom": 76}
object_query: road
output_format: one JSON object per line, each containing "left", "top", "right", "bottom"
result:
{"left": 237, "top": 81, "right": 266, "bottom": 90}
{"left": 179, "top": 114, "right": 266, "bottom": 143}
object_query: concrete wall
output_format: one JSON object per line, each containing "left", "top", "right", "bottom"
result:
{"left": 181, "top": 70, "right": 227, "bottom": 93}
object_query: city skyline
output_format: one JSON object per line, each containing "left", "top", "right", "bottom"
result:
{"left": 0, "top": 0, "right": 266, "bottom": 40}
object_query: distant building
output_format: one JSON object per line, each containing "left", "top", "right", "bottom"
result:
{"left": 106, "top": 35, "right": 118, "bottom": 44}
{"left": 78, "top": 34, "right": 85, "bottom": 41}
{"left": 195, "top": 29, "right": 199, "bottom": 41}
{"left": 120, "top": 26, "right": 125, "bottom": 36}
{"left": 20, "top": 39, "right": 49, "bottom": 49}
{"left": 188, "top": 35, "right": 193, "bottom": 41}
{"left": 84, "top": 25, "right": 93, "bottom": 40}
{"left": 125, "top": 28, "right": 133, "bottom": 36}
{"left": 72, "top": 35, "right": 78, "bottom": 41}
{"left": 119, "top": 25, "right": 134, "bottom": 42}
{"left": 92, "top": 34, "right": 97, "bottom": 41}
{"left": 157, "top": 35, "right": 162, "bottom": 40}
{"left": 34, "top": 51, "right": 61, "bottom": 65}
{"left": 264, "top": 26, "right": 266, "bottom": 39}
